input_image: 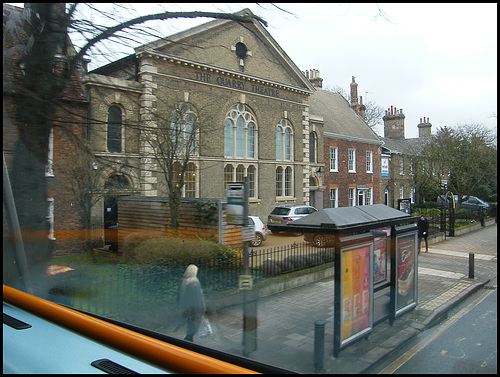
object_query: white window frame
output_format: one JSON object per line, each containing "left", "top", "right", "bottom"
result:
{"left": 366, "top": 150, "right": 373, "bottom": 173}
{"left": 276, "top": 165, "right": 294, "bottom": 198}
{"left": 348, "top": 187, "right": 356, "bottom": 206}
{"left": 329, "top": 146, "right": 338, "bottom": 172}
{"left": 224, "top": 104, "right": 257, "bottom": 159}
{"left": 183, "top": 162, "right": 197, "bottom": 198}
{"left": 348, "top": 148, "right": 356, "bottom": 173}
{"left": 276, "top": 119, "right": 293, "bottom": 162}
{"left": 399, "top": 156, "right": 404, "bottom": 175}
{"left": 330, "top": 188, "right": 338, "bottom": 208}
{"left": 367, "top": 188, "right": 373, "bottom": 205}
{"left": 171, "top": 108, "right": 198, "bottom": 156}
{"left": 400, "top": 185, "right": 405, "bottom": 199}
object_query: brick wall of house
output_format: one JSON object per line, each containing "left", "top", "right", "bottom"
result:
{"left": 3, "top": 3, "right": 90, "bottom": 255}
{"left": 323, "top": 137, "right": 382, "bottom": 208}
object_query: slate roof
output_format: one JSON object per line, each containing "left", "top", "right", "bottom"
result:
{"left": 380, "top": 136, "right": 431, "bottom": 155}
{"left": 309, "top": 89, "right": 382, "bottom": 145}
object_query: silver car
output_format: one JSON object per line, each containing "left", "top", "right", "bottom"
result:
{"left": 248, "top": 216, "right": 268, "bottom": 247}
{"left": 267, "top": 205, "right": 318, "bottom": 234}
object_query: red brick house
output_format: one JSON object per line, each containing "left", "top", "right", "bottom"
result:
{"left": 3, "top": 3, "right": 90, "bottom": 255}
{"left": 308, "top": 74, "right": 383, "bottom": 208}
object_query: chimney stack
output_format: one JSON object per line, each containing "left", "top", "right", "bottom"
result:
{"left": 417, "top": 117, "right": 432, "bottom": 138}
{"left": 383, "top": 105, "right": 406, "bottom": 139}
{"left": 305, "top": 69, "right": 323, "bottom": 88}
{"left": 350, "top": 76, "right": 366, "bottom": 120}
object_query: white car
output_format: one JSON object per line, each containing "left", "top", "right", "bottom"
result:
{"left": 248, "top": 216, "right": 268, "bottom": 247}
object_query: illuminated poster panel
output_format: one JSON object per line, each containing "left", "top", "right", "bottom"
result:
{"left": 395, "top": 232, "right": 418, "bottom": 315}
{"left": 373, "top": 234, "right": 387, "bottom": 285}
{"left": 341, "top": 243, "right": 373, "bottom": 345}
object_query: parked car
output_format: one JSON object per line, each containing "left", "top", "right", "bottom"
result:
{"left": 248, "top": 216, "right": 268, "bottom": 247}
{"left": 267, "top": 205, "right": 318, "bottom": 234}
{"left": 303, "top": 233, "right": 334, "bottom": 247}
{"left": 436, "top": 195, "right": 490, "bottom": 211}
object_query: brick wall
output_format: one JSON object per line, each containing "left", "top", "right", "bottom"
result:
{"left": 323, "top": 137, "right": 382, "bottom": 207}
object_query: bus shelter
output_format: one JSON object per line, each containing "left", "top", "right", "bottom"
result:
{"left": 286, "top": 204, "right": 419, "bottom": 357}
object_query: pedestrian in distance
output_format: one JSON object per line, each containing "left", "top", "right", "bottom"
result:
{"left": 176, "top": 264, "right": 206, "bottom": 342}
{"left": 417, "top": 215, "right": 429, "bottom": 254}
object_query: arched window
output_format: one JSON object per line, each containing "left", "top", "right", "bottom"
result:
{"left": 107, "top": 106, "right": 122, "bottom": 153}
{"left": 224, "top": 104, "right": 256, "bottom": 159}
{"left": 309, "top": 131, "right": 317, "bottom": 163}
{"left": 171, "top": 105, "right": 197, "bottom": 155}
{"left": 276, "top": 119, "right": 293, "bottom": 161}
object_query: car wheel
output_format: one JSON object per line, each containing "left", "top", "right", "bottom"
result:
{"left": 314, "top": 235, "right": 326, "bottom": 247}
{"left": 250, "top": 233, "right": 263, "bottom": 247}
{"left": 270, "top": 228, "right": 280, "bottom": 234}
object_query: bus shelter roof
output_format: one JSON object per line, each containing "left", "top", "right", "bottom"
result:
{"left": 287, "top": 204, "right": 418, "bottom": 234}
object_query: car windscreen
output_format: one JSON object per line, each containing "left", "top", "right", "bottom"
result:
{"left": 270, "top": 208, "right": 290, "bottom": 215}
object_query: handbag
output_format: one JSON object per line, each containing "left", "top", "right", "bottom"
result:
{"left": 199, "top": 315, "right": 213, "bottom": 339}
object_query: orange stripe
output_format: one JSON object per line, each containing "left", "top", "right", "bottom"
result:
{"left": 3, "top": 285, "right": 259, "bottom": 374}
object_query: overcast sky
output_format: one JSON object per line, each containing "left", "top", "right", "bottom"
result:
{"left": 9, "top": 3, "right": 497, "bottom": 139}
{"left": 147, "top": 3, "right": 497, "bottom": 139}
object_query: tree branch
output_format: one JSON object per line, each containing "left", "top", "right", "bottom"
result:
{"left": 72, "top": 10, "right": 267, "bottom": 64}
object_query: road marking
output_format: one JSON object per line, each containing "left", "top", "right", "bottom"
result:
{"left": 379, "top": 288, "right": 495, "bottom": 374}
{"left": 428, "top": 248, "right": 495, "bottom": 261}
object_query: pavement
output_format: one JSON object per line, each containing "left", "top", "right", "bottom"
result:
{"left": 189, "top": 223, "right": 498, "bottom": 373}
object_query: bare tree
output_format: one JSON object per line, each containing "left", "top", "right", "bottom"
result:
{"left": 3, "top": 4, "right": 267, "bottom": 270}
{"left": 140, "top": 94, "right": 217, "bottom": 232}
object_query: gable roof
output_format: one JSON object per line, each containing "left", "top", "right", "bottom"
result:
{"left": 135, "top": 8, "right": 315, "bottom": 92}
{"left": 310, "top": 89, "right": 382, "bottom": 145}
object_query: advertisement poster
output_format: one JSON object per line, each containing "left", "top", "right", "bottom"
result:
{"left": 396, "top": 233, "right": 417, "bottom": 312}
{"left": 341, "top": 245, "right": 371, "bottom": 342}
{"left": 373, "top": 236, "right": 387, "bottom": 284}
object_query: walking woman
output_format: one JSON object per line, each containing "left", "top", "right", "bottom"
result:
{"left": 176, "top": 264, "right": 206, "bottom": 342}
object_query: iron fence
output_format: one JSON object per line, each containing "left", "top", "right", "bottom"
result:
{"left": 59, "top": 240, "right": 333, "bottom": 318}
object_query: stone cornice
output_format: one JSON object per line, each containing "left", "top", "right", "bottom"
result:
{"left": 136, "top": 49, "right": 313, "bottom": 96}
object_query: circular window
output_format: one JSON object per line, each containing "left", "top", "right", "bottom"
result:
{"left": 235, "top": 42, "right": 247, "bottom": 60}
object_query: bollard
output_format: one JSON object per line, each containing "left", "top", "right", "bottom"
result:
{"left": 314, "top": 321, "right": 325, "bottom": 373}
{"left": 469, "top": 253, "right": 475, "bottom": 279}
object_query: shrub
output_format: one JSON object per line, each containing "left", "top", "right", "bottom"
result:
{"left": 304, "top": 253, "right": 323, "bottom": 267}
{"left": 284, "top": 255, "right": 307, "bottom": 269}
{"left": 317, "top": 249, "right": 335, "bottom": 263}
{"left": 278, "top": 260, "right": 294, "bottom": 274}
{"left": 129, "top": 236, "right": 242, "bottom": 270}
{"left": 259, "top": 259, "right": 281, "bottom": 276}
{"left": 121, "top": 230, "right": 165, "bottom": 262}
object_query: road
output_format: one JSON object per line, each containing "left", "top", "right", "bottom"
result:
{"left": 365, "top": 277, "right": 498, "bottom": 374}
